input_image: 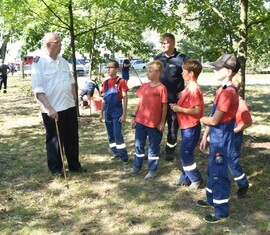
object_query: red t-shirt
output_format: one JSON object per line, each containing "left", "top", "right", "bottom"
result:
{"left": 176, "top": 85, "right": 204, "bottom": 129}
{"left": 214, "top": 86, "right": 239, "bottom": 123}
{"left": 101, "top": 77, "right": 129, "bottom": 100}
{"left": 236, "top": 97, "right": 252, "bottom": 126}
{"left": 135, "top": 83, "right": 167, "bottom": 128}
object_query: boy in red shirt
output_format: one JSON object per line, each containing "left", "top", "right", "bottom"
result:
{"left": 99, "top": 60, "right": 129, "bottom": 165}
{"left": 230, "top": 75, "right": 252, "bottom": 198}
{"left": 198, "top": 54, "right": 240, "bottom": 223}
{"left": 170, "top": 60, "right": 204, "bottom": 190}
{"left": 129, "top": 60, "right": 167, "bottom": 180}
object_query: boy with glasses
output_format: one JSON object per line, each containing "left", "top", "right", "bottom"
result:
{"left": 99, "top": 60, "right": 129, "bottom": 165}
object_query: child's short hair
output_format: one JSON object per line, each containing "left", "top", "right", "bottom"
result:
{"left": 162, "top": 33, "right": 175, "bottom": 43}
{"left": 147, "top": 60, "right": 163, "bottom": 73}
{"left": 182, "top": 59, "right": 202, "bottom": 78}
{"left": 107, "top": 60, "right": 119, "bottom": 68}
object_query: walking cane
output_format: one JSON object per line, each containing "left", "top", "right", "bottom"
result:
{"left": 55, "top": 119, "right": 69, "bottom": 189}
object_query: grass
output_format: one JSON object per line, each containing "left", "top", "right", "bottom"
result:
{"left": 0, "top": 75, "right": 270, "bottom": 234}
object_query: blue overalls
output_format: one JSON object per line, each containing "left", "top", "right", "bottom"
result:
{"left": 229, "top": 123, "right": 249, "bottom": 189}
{"left": 206, "top": 86, "right": 237, "bottom": 218}
{"left": 133, "top": 123, "right": 163, "bottom": 172}
{"left": 179, "top": 122, "right": 203, "bottom": 183}
{"left": 104, "top": 78, "right": 128, "bottom": 161}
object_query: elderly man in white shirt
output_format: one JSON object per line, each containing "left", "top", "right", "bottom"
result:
{"left": 31, "top": 32, "right": 85, "bottom": 177}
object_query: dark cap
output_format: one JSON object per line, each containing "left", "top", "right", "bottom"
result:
{"left": 209, "top": 54, "right": 241, "bottom": 73}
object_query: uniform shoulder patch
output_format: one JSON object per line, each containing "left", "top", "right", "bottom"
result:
{"left": 34, "top": 56, "right": 40, "bottom": 63}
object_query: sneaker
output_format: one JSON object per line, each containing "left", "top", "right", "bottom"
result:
{"left": 203, "top": 213, "right": 228, "bottom": 223}
{"left": 69, "top": 166, "right": 87, "bottom": 173}
{"left": 110, "top": 155, "right": 120, "bottom": 161}
{"left": 144, "top": 171, "right": 157, "bottom": 180}
{"left": 171, "top": 179, "right": 191, "bottom": 186}
{"left": 196, "top": 200, "right": 212, "bottom": 208}
{"left": 189, "top": 180, "right": 204, "bottom": 190}
{"left": 165, "top": 153, "right": 174, "bottom": 161}
{"left": 129, "top": 167, "right": 142, "bottom": 176}
{"left": 3, "top": 90, "right": 7, "bottom": 94}
{"left": 237, "top": 186, "right": 249, "bottom": 198}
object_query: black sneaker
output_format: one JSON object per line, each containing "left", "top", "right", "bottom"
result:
{"left": 69, "top": 167, "right": 87, "bottom": 173}
{"left": 196, "top": 200, "right": 212, "bottom": 208}
{"left": 237, "top": 186, "right": 249, "bottom": 198}
{"left": 3, "top": 90, "right": 7, "bottom": 94}
{"left": 203, "top": 213, "right": 228, "bottom": 223}
{"left": 171, "top": 179, "right": 191, "bottom": 186}
{"left": 165, "top": 153, "right": 174, "bottom": 161}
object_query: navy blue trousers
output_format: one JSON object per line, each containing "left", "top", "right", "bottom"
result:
{"left": 133, "top": 123, "right": 162, "bottom": 172}
{"left": 42, "top": 107, "right": 81, "bottom": 173}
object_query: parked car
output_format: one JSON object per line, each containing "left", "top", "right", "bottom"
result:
{"left": 131, "top": 60, "right": 147, "bottom": 70}
{"left": 68, "top": 59, "right": 86, "bottom": 76}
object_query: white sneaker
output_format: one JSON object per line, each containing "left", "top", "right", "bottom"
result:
{"left": 144, "top": 171, "right": 157, "bottom": 180}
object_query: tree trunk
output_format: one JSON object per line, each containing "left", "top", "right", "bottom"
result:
{"left": 238, "top": 0, "right": 248, "bottom": 99}
{"left": 68, "top": 1, "right": 80, "bottom": 116}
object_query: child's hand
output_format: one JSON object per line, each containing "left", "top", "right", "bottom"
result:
{"left": 157, "top": 122, "right": 165, "bottom": 132}
{"left": 119, "top": 115, "right": 126, "bottom": 123}
{"left": 169, "top": 103, "right": 180, "bottom": 112}
{"left": 131, "top": 118, "right": 136, "bottom": 129}
{"left": 199, "top": 137, "right": 207, "bottom": 153}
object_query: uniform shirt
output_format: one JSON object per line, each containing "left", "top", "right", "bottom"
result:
{"left": 101, "top": 77, "right": 129, "bottom": 100}
{"left": 135, "top": 83, "right": 167, "bottom": 128}
{"left": 0, "top": 64, "right": 10, "bottom": 76}
{"left": 154, "top": 50, "right": 189, "bottom": 102}
{"left": 122, "top": 59, "right": 130, "bottom": 72}
{"left": 214, "top": 86, "right": 239, "bottom": 123}
{"left": 31, "top": 52, "right": 75, "bottom": 113}
{"left": 236, "top": 96, "right": 252, "bottom": 126}
{"left": 176, "top": 85, "right": 204, "bottom": 129}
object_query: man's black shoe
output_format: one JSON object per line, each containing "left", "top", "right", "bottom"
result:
{"left": 237, "top": 186, "right": 249, "bottom": 198}
{"left": 52, "top": 171, "right": 64, "bottom": 178}
{"left": 165, "top": 153, "right": 174, "bottom": 161}
{"left": 69, "top": 167, "right": 87, "bottom": 173}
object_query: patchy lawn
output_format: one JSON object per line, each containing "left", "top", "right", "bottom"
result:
{"left": 0, "top": 76, "right": 269, "bottom": 234}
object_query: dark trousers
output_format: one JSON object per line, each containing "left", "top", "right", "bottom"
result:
{"left": 165, "top": 107, "right": 179, "bottom": 154}
{"left": 42, "top": 107, "right": 81, "bottom": 173}
{"left": 0, "top": 75, "right": 7, "bottom": 91}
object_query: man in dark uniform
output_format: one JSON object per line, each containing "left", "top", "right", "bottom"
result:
{"left": 155, "top": 33, "right": 189, "bottom": 161}
{"left": 121, "top": 56, "right": 133, "bottom": 83}
{"left": 0, "top": 59, "right": 10, "bottom": 94}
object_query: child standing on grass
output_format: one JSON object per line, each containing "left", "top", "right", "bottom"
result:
{"left": 170, "top": 60, "right": 204, "bottom": 190}
{"left": 230, "top": 75, "right": 252, "bottom": 198}
{"left": 198, "top": 54, "right": 240, "bottom": 223}
{"left": 79, "top": 74, "right": 101, "bottom": 108}
{"left": 129, "top": 60, "right": 167, "bottom": 180}
{"left": 99, "top": 60, "right": 129, "bottom": 166}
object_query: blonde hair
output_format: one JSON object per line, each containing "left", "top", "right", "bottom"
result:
{"left": 232, "top": 74, "right": 242, "bottom": 90}
{"left": 147, "top": 60, "right": 163, "bottom": 73}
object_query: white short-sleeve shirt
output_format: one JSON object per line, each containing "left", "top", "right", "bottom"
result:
{"left": 31, "top": 52, "right": 75, "bottom": 113}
